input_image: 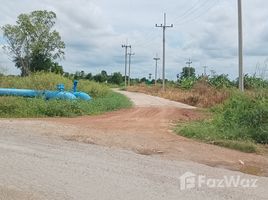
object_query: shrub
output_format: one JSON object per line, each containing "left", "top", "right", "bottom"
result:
{"left": 214, "top": 92, "right": 268, "bottom": 144}
{"left": 178, "top": 77, "right": 197, "bottom": 89}
{"left": 208, "top": 74, "right": 233, "bottom": 88}
{"left": 178, "top": 91, "right": 268, "bottom": 150}
{"left": 243, "top": 75, "right": 268, "bottom": 89}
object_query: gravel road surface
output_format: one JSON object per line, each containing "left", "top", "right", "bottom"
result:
{"left": 115, "top": 89, "right": 196, "bottom": 109}
{"left": 1, "top": 130, "right": 268, "bottom": 200}
{"left": 1, "top": 90, "right": 268, "bottom": 200}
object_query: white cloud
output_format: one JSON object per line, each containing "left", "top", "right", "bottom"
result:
{"left": 0, "top": 0, "right": 268, "bottom": 79}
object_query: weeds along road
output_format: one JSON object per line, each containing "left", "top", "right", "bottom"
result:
{"left": 0, "top": 90, "right": 268, "bottom": 199}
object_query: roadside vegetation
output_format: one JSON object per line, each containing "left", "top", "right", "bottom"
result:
{"left": 0, "top": 73, "right": 132, "bottom": 118}
{"left": 126, "top": 67, "right": 268, "bottom": 153}
{"left": 175, "top": 90, "right": 268, "bottom": 153}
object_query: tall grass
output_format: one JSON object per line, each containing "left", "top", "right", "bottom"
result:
{"left": 0, "top": 73, "right": 132, "bottom": 117}
{"left": 0, "top": 72, "right": 109, "bottom": 97}
{"left": 176, "top": 90, "right": 268, "bottom": 152}
{"left": 0, "top": 91, "right": 132, "bottom": 118}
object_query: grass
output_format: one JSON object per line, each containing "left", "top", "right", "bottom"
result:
{"left": 0, "top": 73, "right": 132, "bottom": 118}
{"left": 0, "top": 72, "right": 109, "bottom": 97}
{"left": 175, "top": 91, "right": 268, "bottom": 153}
{"left": 175, "top": 121, "right": 258, "bottom": 153}
{"left": 0, "top": 91, "right": 132, "bottom": 118}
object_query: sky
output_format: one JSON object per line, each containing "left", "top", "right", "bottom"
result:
{"left": 0, "top": 0, "right": 268, "bottom": 80}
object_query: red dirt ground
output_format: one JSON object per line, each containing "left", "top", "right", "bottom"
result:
{"left": 46, "top": 107, "right": 268, "bottom": 176}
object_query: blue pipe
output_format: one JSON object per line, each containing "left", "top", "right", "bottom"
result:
{"left": 0, "top": 88, "right": 41, "bottom": 98}
{"left": 0, "top": 81, "right": 92, "bottom": 101}
{"left": 71, "top": 80, "right": 92, "bottom": 101}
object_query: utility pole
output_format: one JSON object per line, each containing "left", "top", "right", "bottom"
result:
{"left": 203, "top": 66, "right": 208, "bottom": 76}
{"left": 156, "top": 13, "right": 173, "bottom": 90}
{"left": 237, "top": 0, "right": 244, "bottom": 91}
{"left": 122, "top": 44, "right": 131, "bottom": 87}
{"left": 186, "top": 58, "right": 192, "bottom": 68}
{"left": 153, "top": 56, "right": 160, "bottom": 85}
{"left": 186, "top": 58, "right": 192, "bottom": 77}
{"left": 127, "top": 47, "right": 135, "bottom": 86}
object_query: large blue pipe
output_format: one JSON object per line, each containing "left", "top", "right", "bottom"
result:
{"left": 0, "top": 88, "right": 41, "bottom": 98}
{"left": 0, "top": 81, "right": 92, "bottom": 101}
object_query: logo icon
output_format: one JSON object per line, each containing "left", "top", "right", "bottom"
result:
{"left": 179, "top": 172, "right": 196, "bottom": 190}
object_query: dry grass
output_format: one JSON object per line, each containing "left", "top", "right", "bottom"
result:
{"left": 127, "top": 81, "right": 230, "bottom": 108}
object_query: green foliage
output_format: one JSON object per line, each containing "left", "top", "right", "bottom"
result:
{"left": 108, "top": 72, "right": 124, "bottom": 85}
{"left": 208, "top": 74, "right": 233, "bottom": 88}
{"left": 180, "top": 67, "right": 196, "bottom": 79}
{"left": 0, "top": 91, "right": 132, "bottom": 118}
{"left": 243, "top": 75, "right": 268, "bottom": 89}
{"left": 213, "top": 92, "right": 268, "bottom": 144}
{"left": 0, "top": 72, "right": 132, "bottom": 117}
{"left": 178, "top": 77, "right": 197, "bottom": 89}
{"left": 2, "top": 10, "right": 65, "bottom": 76}
{"left": 176, "top": 91, "right": 268, "bottom": 152}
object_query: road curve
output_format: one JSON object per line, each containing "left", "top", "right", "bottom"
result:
{"left": 114, "top": 89, "right": 196, "bottom": 109}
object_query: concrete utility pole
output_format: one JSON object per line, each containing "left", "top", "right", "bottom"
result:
{"left": 153, "top": 56, "right": 160, "bottom": 85}
{"left": 203, "top": 66, "right": 208, "bottom": 76}
{"left": 186, "top": 58, "right": 192, "bottom": 77}
{"left": 238, "top": 0, "right": 244, "bottom": 91}
{"left": 186, "top": 58, "right": 192, "bottom": 68}
{"left": 122, "top": 44, "right": 131, "bottom": 87}
{"left": 127, "top": 47, "right": 135, "bottom": 86}
{"left": 156, "top": 13, "right": 173, "bottom": 90}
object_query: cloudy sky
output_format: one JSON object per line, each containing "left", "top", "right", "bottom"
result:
{"left": 0, "top": 0, "right": 268, "bottom": 79}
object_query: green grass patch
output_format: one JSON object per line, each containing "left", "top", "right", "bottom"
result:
{"left": 175, "top": 90, "right": 268, "bottom": 153}
{"left": 0, "top": 91, "right": 132, "bottom": 118}
{"left": 175, "top": 121, "right": 257, "bottom": 153}
{"left": 0, "top": 73, "right": 132, "bottom": 117}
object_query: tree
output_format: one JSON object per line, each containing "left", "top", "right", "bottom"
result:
{"left": 109, "top": 72, "right": 123, "bottom": 85}
{"left": 51, "top": 62, "right": 64, "bottom": 75}
{"left": 74, "top": 71, "right": 85, "bottom": 80}
{"left": 2, "top": 10, "right": 65, "bottom": 76}
{"left": 180, "top": 67, "right": 196, "bottom": 79}
{"left": 93, "top": 70, "right": 108, "bottom": 83}
{"left": 85, "top": 73, "right": 93, "bottom": 80}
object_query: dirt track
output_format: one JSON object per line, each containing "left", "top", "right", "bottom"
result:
{"left": 42, "top": 90, "right": 268, "bottom": 176}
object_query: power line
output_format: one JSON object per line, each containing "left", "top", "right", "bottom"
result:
{"left": 155, "top": 13, "right": 173, "bottom": 91}
{"left": 127, "top": 47, "right": 135, "bottom": 86}
{"left": 174, "top": 0, "right": 219, "bottom": 26}
{"left": 122, "top": 44, "right": 131, "bottom": 87}
{"left": 171, "top": 0, "right": 210, "bottom": 22}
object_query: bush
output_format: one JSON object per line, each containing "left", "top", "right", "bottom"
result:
{"left": 178, "top": 77, "right": 197, "bottom": 89}
{"left": 208, "top": 74, "right": 233, "bottom": 88}
{"left": 243, "top": 75, "right": 268, "bottom": 89}
{"left": 214, "top": 92, "right": 268, "bottom": 144}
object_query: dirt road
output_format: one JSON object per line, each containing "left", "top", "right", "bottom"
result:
{"left": 1, "top": 90, "right": 268, "bottom": 199}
